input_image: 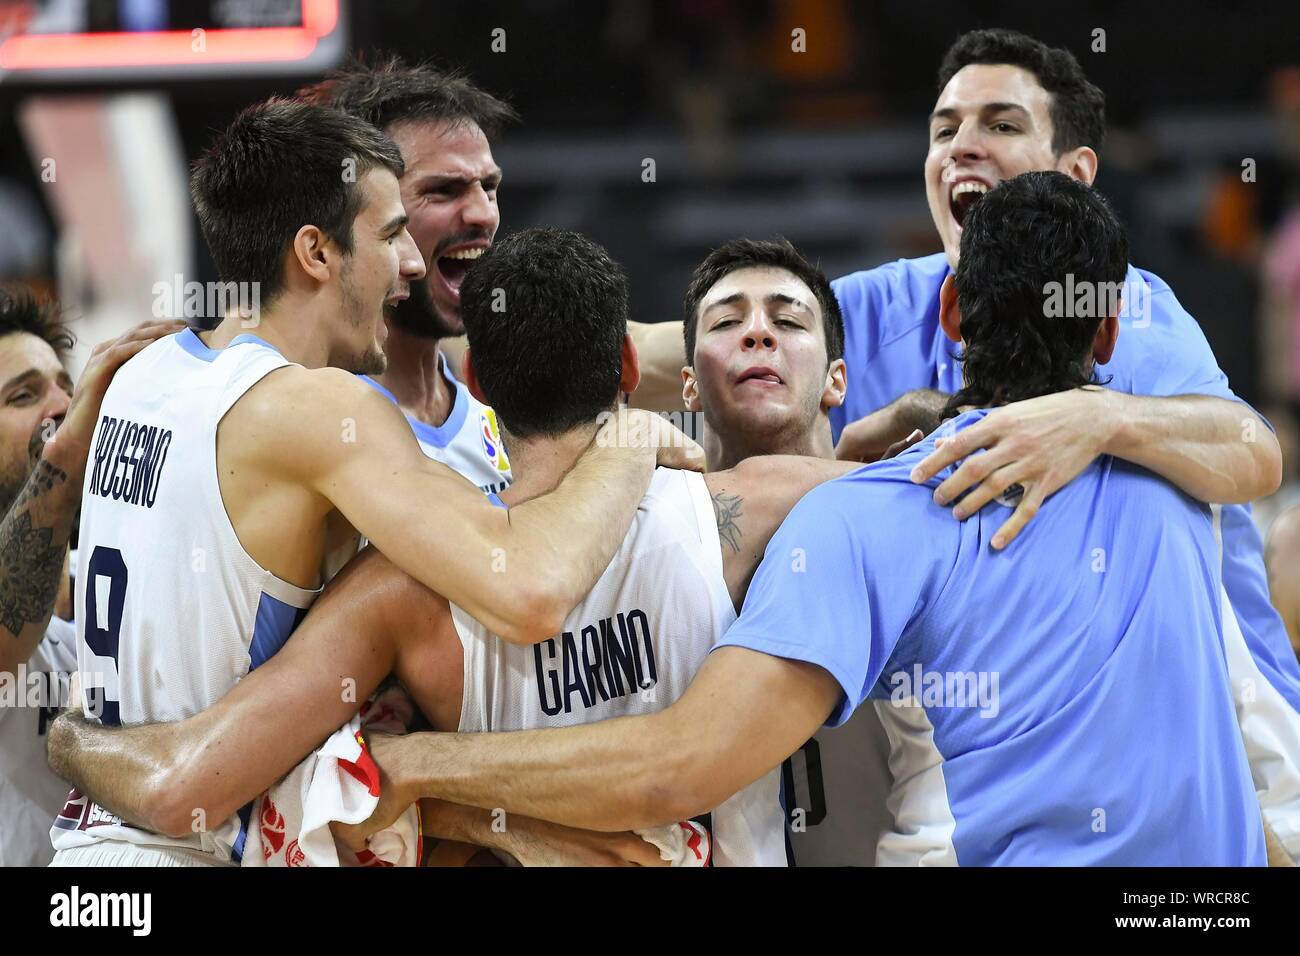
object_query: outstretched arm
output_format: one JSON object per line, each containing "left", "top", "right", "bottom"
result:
{"left": 911, "top": 388, "right": 1282, "bottom": 549}
{"left": 348, "top": 647, "right": 839, "bottom": 837}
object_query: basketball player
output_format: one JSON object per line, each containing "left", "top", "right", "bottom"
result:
{"left": 48, "top": 231, "right": 859, "bottom": 865}
{"left": 681, "top": 237, "right": 845, "bottom": 471}
{"left": 622, "top": 27, "right": 1298, "bottom": 865}
{"left": 0, "top": 290, "right": 180, "bottom": 865}
{"left": 826, "top": 28, "right": 1298, "bottom": 865}
{"left": 297, "top": 57, "right": 518, "bottom": 495}
{"left": 330, "top": 173, "right": 1264, "bottom": 865}
{"left": 45, "top": 101, "right": 696, "bottom": 867}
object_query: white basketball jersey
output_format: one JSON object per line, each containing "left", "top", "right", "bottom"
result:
{"left": 52, "top": 329, "right": 320, "bottom": 862}
{"left": 360, "top": 352, "right": 511, "bottom": 495}
{"left": 453, "top": 468, "right": 788, "bottom": 866}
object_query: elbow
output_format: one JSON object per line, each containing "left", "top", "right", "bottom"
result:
{"left": 1230, "top": 429, "right": 1284, "bottom": 503}
{"left": 494, "top": 572, "right": 570, "bottom": 646}
{"left": 148, "top": 777, "right": 200, "bottom": 840}
{"left": 1256, "top": 433, "right": 1284, "bottom": 499}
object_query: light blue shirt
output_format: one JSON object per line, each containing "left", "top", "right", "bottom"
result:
{"left": 717, "top": 411, "right": 1265, "bottom": 865}
{"left": 831, "top": 254, "right": 1300, "bottom": 714}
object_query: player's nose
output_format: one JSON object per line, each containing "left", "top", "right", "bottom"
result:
{"left": 398, "top": 229, "right": 426, "bottom": 280}
{"left": 740, "top": 313, "right": 777, "bottom": 350}
{"left": 947, "top": 118, "right": 987, "bottom": 162}
{"left": 44, "top": 382, "right": 71, "bottom": 423}
{"left": 461, "top": 183, "right": 498, "bottom": 231}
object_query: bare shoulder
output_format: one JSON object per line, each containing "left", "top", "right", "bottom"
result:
{"left": 705, "top": 455, "right": 860, "bottom": 504}
{"left": 225, "top": 364, "right": 412, "bottom": 474}
{"left": 233, "top": 364, "right": 380, "bottom": 425}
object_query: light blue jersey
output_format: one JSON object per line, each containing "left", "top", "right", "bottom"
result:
{"left": 830, "top": 255, "right": 1300, "bottom": 860}
{"left": 360, "top": 352, "right": 511, "bottom": 496}
{"left": 717, "top": 411, "right": 1265, "bottom": 866}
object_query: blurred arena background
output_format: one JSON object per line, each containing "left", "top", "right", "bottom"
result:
{"left": 2, "top": 0, "right": 1300, "bottom": 523}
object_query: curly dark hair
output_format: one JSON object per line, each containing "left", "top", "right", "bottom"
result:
{"left": 943, "top": 171, "right": 1128, "bottom": 417}
{"left": 938, "top": 28, "right": 1105, "bottom": 155}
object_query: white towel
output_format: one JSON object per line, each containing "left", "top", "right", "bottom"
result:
{"left": 635, "top": 821, "right": 711, "bottom": 866}
{"left": 242, "top": 688, "right": 421, "bottom": 867}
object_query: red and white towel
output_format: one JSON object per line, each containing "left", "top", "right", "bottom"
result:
{"left": 242, "top": 688, "right": 422, "bottom": 867}
{"left": 636, "top": 821, "right": 711, "bottom": 867}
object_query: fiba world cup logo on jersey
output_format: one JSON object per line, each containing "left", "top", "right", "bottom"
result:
{"left": 480, "top": 408, "right": 510, "bottom": 474}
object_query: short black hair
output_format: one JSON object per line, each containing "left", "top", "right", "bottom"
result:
{"left": 297, "top": 54, "right": 518, "bottom": 138}
{"left": 459, "top": 228, "right": 629, "bottom": 439}
{"left": 0, "top": 287, "right": 72, "bottom": 357}
{"left": 938, "top": 28, "right": 1105, "bottom": 155}
{"left": 945, "top": 171, "right": 1128, "bottom": 416}
{"left": 190, "top": 98, "right": 405, "bottom": 305}
{"left": 682, "top": 237, "right": 844, "bottom": 367}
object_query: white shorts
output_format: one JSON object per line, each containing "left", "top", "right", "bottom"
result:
{"left": 50, "top": 843, "right": 232, "bottom": 868}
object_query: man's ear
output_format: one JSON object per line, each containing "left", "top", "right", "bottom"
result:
{"left": 681, "top": 366, "right": 701, "bottom": 412}
{"left": 462, "top": 348, "right": 490, "bottom": 405}
{"left": 1093, "top": 310, "right": 1120, "bottom": 366}
{"left": 290, "top": 224, "right": 333, "bottom": 285}
{"left": 821, "top": 358, "right": 847, "bottom": 411}
{"left": 1061, "top": 146, "right": 1099, "bottom": 187}
{"left": 939, "top": 273, "right": 963, "bottom": 344}
{"left": 619, "top": 333, "right": 642, "bottom": 399}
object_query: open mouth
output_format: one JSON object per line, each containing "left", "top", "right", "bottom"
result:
{"left": 949, "top": 179, "right": 990, "bottom": 229}
{"left": 435, "top": 246, "right": 486, "bottom": 297}
{"left": 383, "top": 289, "right": 408, "bottom": 319}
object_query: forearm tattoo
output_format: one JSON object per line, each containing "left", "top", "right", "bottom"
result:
{"left": 712, "top": 490, "right": 744, "bottom": 555}
{"left": 0, "top": 459, "right": 71, "bottom": 638}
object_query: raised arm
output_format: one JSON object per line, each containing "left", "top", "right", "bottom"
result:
{"left": 910, "top": 387, "right": 1282, "bottom": 548}
{"left": 1, "top": 320, "right": 182, "bottom": 674}
{"left": 47, "top": 546, "right": 410, "bottom": 836}
{"left": 355, "top": 647, "right": 840, "bottom": 836}
{"left": 269, "top": 368, "right": 699, "bottom": 644}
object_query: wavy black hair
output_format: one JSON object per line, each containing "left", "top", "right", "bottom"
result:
{"left": 943, "top": 171, "right": 1128, "bottom": 417}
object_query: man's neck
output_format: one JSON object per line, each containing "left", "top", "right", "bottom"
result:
{"left": 202, "top": 307, "right": 329, "bottom": 369}
{"left": 498, "top": 426, "right": 599, "bottom": 507}
{"left": 706, "top": 415, "right": 834, "bottom": 471}
{"left": 372, "top": 324, "right": 455, "bottom": 428}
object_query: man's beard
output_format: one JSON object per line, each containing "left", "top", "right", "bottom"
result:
{"left": 389, "top": 276, "right": 461, "bottom": 341}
